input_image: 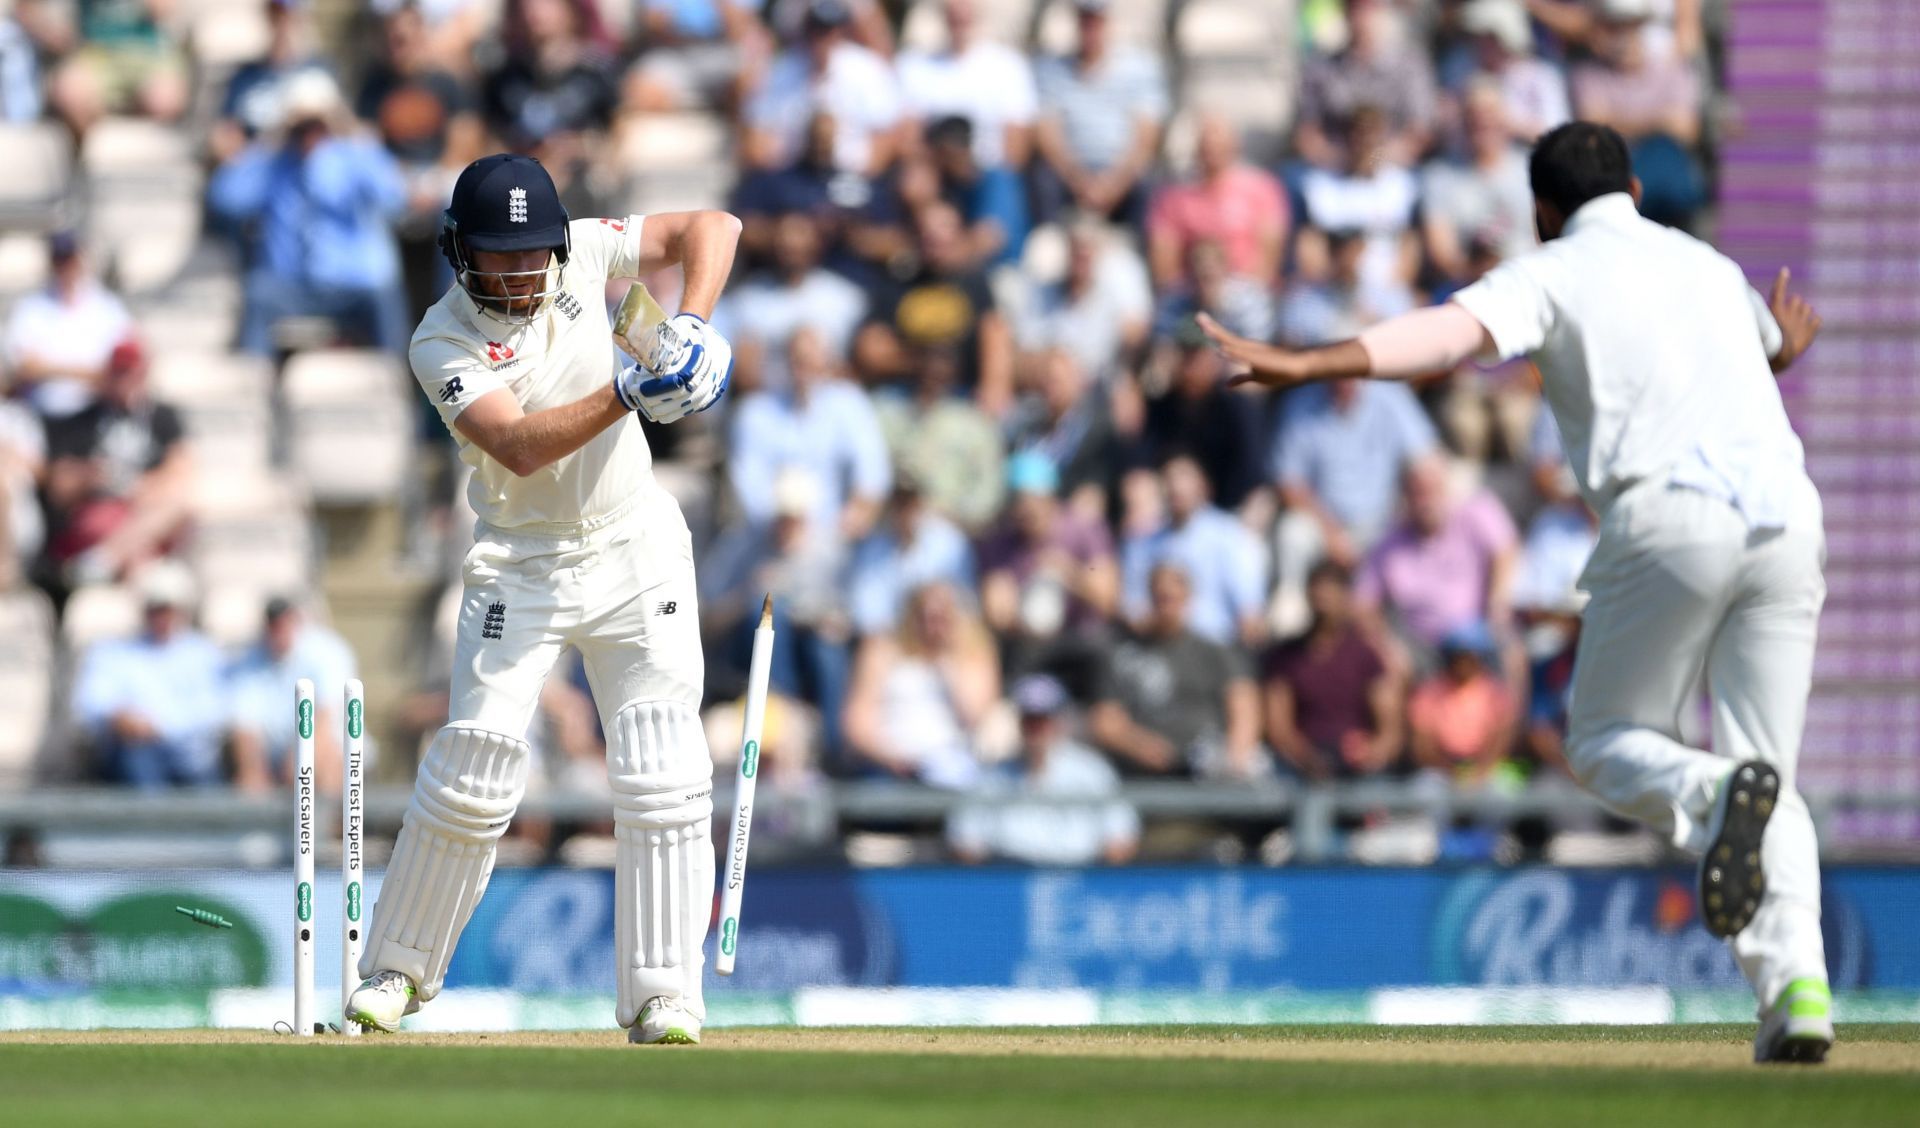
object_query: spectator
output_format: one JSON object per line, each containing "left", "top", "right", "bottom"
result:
{"left": 743, "top": 0, "right": 903, "bottom": 176}
{"left": 1422, "top": 78, "right": 1536, "bottom": 287}
{"left": 842, "top": 580, "right": 999, "bottom": 788}
{"left": 623, "top": 0, "right": 769, "bottom": 114}
{"left": 977, "top": 451, "right": 1119, "bottom": 682}
{"left": 1569, "top": 0, "right": 1704, "bottom": 227}
{"left": 480, "top": 0, "right": 620, "bottom": 153}
{"left": 1357, "top": 455, "right": 1520, "bottom": 663}
{"left": 702, "top": 468, "right": 856, "bottom": 765}
{"left": 226, "top": 598, "right": 359, "bottom": 794}
{"left": 871, "top": 344, "right": 1005, "bottom": 529}
{"left": 925, "top": 115, "right": 1029, "bottom": 268}
{"left": 209, "top": 70, "right": 410, "bottom": 356}
{"left": 1273, "top": 378, "right": 1438, "bottom": 561}
{"left": 727, "top": 326, "right": 891, "bottom": 538}
{"left": 1031, "top": 0, "right": 1168, "bottom": 225}
{"left": 1119, "top": 455, "right": 1266, "bottom": 647}
{"left": 1299, "top": 106, "right": 1422, "bottom": 302}
{"left": 857, "top": 201, "right": 1015, "bottom": 416}
{"left": 715, "top": 214, "right": 869, "bottom": 392}
{"left": 1005, "top": 348, "right": 1124, "bottom": 518}
{"left": 1262, "top": 560, "right": 1402, "bottom": 782}
{"left": 1017, "top": 221, "right": 1152, "bottom": 386}
{"left": 1151, "top": 240, "right": 1276, "bottom": 359}
{"left": 1511, "top": 491, "right": 1595, "bottom": 777}
{"left": 1451, "top": 0, "right": 1571, "bottom": 143}
{"left": 0, "top": 3, "right": 48, "bottom": 121}
{"left": 356, "top": 2, "right": 486, "bottom": 319}
{"left": 45, "top": 0, "right": 189, "bottom": 139}
{"left": 846, "top": 476, "right": 975, "bottom": 637}
{"left": 1147, "top": 114, "right": 1289, "bottom": 289}
{"left": 1268, "top": 375, "right": 1436, "bottom": 635}
{"left": 1293, "top": 0, "right": 1435, "bottom": 170}
{"left": 948, "top": 674, "right": 1139, "bottom": 865}
{"left": 1408, "top": 621, "right": 1517, "bottom": 785}
{"left": 1139, "top": 333, "right": 1268, "bottom": 512}
{"left": 731, "top": 112, "right": 878, "bottom": 275}
{"left": 896, "top": 0, "right": 1037, "bottom": 168}
{"left": 212, "top": 0, "right": 331, "bottom": 161}
{"left": 40, "top": 339, "right": 190, "bottom": 588}
{"left": 1090, "top": 562, "right": 1260, "bottom": 779}
{"left": 1274, "top": 227, "right": 1411, "bottom": 348}
{"left": 71, "top": 562, "right": 225, "bottom": 788}
{"left": 0, "top": 376, "right": 42, "bottom": 589}
{"left": 3, "top": 232, "right": 131, "bottom": 419}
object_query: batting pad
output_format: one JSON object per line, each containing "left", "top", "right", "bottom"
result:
{"left": 360, "top": 724, "right": 530, "bottom": 999}
{"left": 608, "top": 699, "right": 715, "bottom": 1027}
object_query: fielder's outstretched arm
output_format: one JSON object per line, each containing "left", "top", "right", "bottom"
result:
{"left": 1196, "top": 305, "right": 1496, "bottom": 390}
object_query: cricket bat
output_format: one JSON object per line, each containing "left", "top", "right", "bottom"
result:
{"left": 612, "top": 282, "right": 671, "bottom": 363}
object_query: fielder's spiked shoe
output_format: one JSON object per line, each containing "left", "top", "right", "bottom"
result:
{"left": 346, "top": 969, "right": 419, "bottom": 1032}
{"left": 1755, "top": 978, "right": 1834, "bottom": 1064}
{"left": 629, "top": 996, "right": 702, "bottom": 1045}
{"left": 1699, "top": 761, "right": 1779, "bottom": 938}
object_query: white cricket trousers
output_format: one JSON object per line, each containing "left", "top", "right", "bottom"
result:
{"left": 1566, "top": 473, "right": 1828, "bottom": 1013}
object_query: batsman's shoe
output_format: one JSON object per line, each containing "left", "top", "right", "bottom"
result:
{"left": 1755, "top": 978, "right": 1834, "bottom": 1064}
{"left": 1699, "top": 761, "right": 1779, "bottom": 938}
{"left": 629, "top": 996, "right": 701, "bottom": 1045}
{"left": 346, "top": 969, "right": 419, "bottom": 1033}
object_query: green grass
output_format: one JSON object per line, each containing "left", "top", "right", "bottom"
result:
{"left": 2, "top": 1026, "right": 1917, "bottom": 1128}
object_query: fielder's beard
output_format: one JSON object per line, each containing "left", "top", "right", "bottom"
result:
{"left": 465, "top": 257, "right": 565, "bottom": 326}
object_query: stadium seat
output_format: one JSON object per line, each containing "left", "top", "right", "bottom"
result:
{"left": 0, "top": 233, "right": 51, "bottom": 299}
{"left": 61, "top": 584, "right": 143, "bottom": 652}
{"left": 0, "top": 123, "right": 74, "bottom": 231}
{"left": 1174, "top": 0, "right": 1284, "bottom": 59}
{"left": 189, "top": 0, "right": 274, "bottom": 68}
{"left": 281, "top": 349, "right": 414, "bottom": 502}
{"left": 199, "top": 584, "right": 268, "bottom": 649}
{"left": 81, "top": 118, "right": 196, "bottom": 182}
{"left": 0, "top": 589, "right": 55, "bottom": 786}
{"left": 90, "top": 196, "right": 204, "bottom": 294}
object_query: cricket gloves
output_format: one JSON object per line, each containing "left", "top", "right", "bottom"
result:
{"left": 614, "top": 313, "right": 732, "bottom": 424}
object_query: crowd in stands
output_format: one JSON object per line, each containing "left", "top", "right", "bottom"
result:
{"left": 0, "top": 0, "right": 1726, "bottom": 864}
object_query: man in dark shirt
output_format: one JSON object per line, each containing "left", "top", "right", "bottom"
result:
{"left": 40, "top": 338, "right": 191, "bottom": 588}
{"left": 1140, "top": 331, "right": 1268, "bottom": 511}
{"left": 1089, "top": 561, "right": 1260, "bottom": 778}
{"left": 1262, "top": 559, "right": 1403, "bottom": 781}
{"left": 480, "top": 0, "right": 618, "bottom": 153}
{"left": 855, "top": 201, "right": 1014, "bottom": 416}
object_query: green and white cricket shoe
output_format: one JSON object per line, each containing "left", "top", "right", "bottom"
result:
{"left": 629, "top": 997, "right": 701, "bottom": 1045}
{"left": 1699, "top": 761, "right": 1779, "bottom": 939}
{"left": 1755, "top": 978, "right": 1834, "bottom": 1064}
{"left": 346, "top": 969, "right": 418, "bottom": 1033}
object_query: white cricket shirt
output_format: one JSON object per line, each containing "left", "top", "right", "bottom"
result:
{"left": 1452, "top": 193, "right": 1804, "bottom": 527}
{"left": 411, "top": 216, "right": 658, "bottom": 534}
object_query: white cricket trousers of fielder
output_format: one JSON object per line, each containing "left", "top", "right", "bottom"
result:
{"left": 360, "top": 491, "right": 716, "bottom": 1028}
{"left": 1565, "top": 473, "right": 1828, "bottom": 1013}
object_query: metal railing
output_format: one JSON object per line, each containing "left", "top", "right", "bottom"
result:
{"left": 1, "top": 779, "right": 1914, "bottom": 865}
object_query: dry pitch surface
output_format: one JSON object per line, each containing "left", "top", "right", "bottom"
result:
{"left": 3, "top": 1025, "right": 1916, "bottom": 1127}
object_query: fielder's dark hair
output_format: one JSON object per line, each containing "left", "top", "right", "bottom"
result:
{"left": 1529, "top": 122, "right": 1633, "bottom": 216}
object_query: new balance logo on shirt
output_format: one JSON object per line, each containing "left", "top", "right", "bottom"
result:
{"left": 481, "top": 601, "right": 507, "bottom": 640}
{"left": 657, "top": 602, "right": 677, "bottom": 615}
{"left": 439, "top": 376, "right": 464, "bottom": 404}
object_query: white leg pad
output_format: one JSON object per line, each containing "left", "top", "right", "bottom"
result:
{"left": 609, "top": 699, "right": 715, "bottom": 1028}
{"left": 359, "top": 724, "right": 529, "bottom": 1001}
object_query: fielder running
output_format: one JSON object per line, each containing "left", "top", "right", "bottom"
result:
{"left": 345, "top": 154, "right": 740, "bottom": 1044}
{"left": 1202, "top": 123, "right": 1833, "bottom": 1064}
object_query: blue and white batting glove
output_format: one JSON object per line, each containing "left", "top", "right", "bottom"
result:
{"left": 615, "top": 313, "right": 733, "bottom": 423}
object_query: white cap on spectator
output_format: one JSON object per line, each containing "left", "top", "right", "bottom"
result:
{"left": 1461, "top": 0, "right": 1531, "bottom": 54}
{"left": 278, "top": 69, "right": 342, "bottom": 128}
{"left": 772, "top": 467, "right": 822, "bottom": 518}
{"left": 137, "top": 560, "right": 198, "bottom": 610}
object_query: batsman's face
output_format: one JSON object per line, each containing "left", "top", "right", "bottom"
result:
{"left": 469, "top": 247, "right": 554, "bottom": 316}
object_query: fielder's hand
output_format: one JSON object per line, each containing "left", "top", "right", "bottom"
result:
{"left": 613, "top": 313, "right": 734, "bottom": 423}
{"left": 1767, "top": 267, "right": 1821, "bottom": 374}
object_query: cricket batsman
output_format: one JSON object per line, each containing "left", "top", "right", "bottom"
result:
{"left": 1201, "top": 123, "right": 1833, "bottom": 1064}
{"left": 345, "top": 154, "right": 739, "bottom": 1044}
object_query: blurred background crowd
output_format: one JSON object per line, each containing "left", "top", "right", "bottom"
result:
{"left": 0, "top": 0, "right": 1753, "bottom": 865}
